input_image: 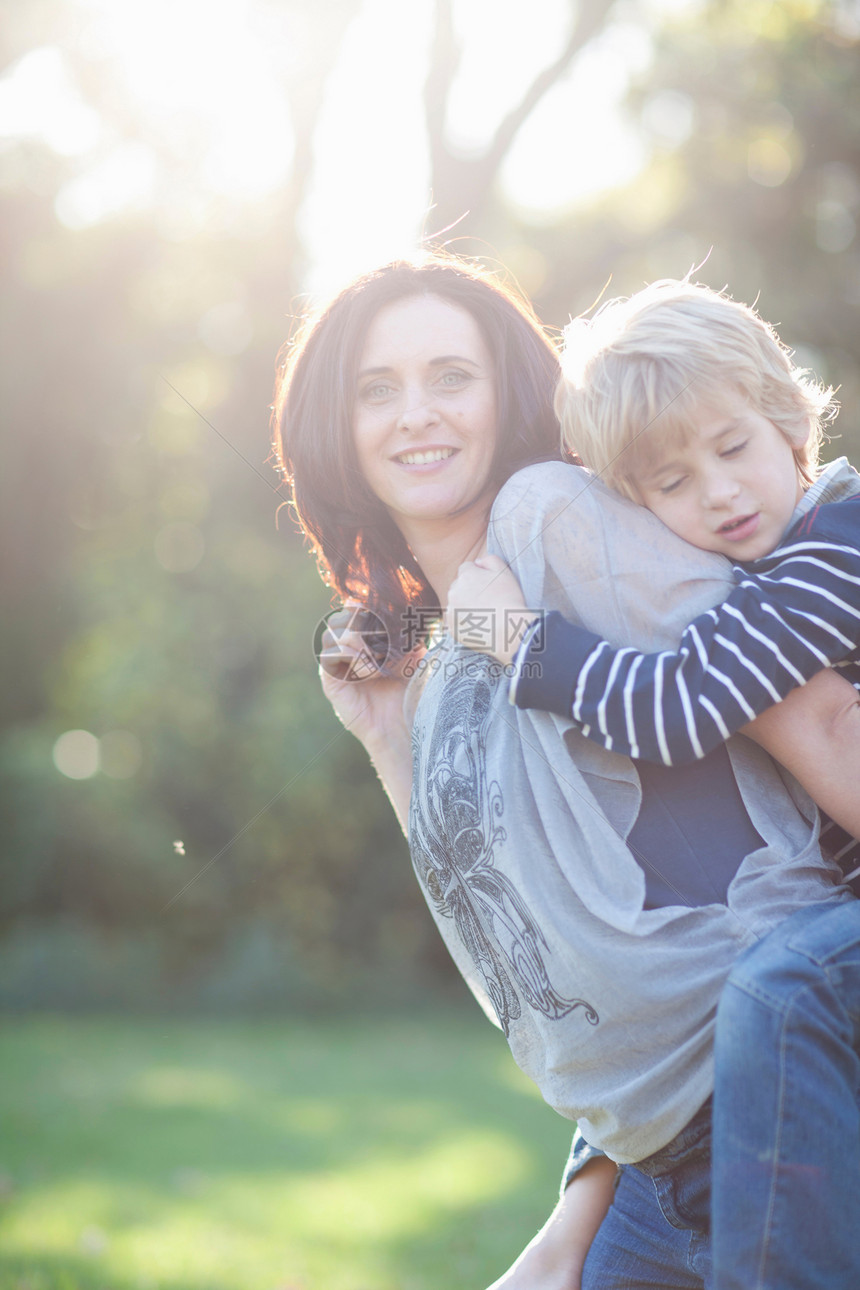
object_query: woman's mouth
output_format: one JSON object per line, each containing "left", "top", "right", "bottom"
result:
{"left": 394, "top": 447, "right": 456, "bottom": 466}
{"left": 718, "top": 513, "right": 760, "bottom": 542}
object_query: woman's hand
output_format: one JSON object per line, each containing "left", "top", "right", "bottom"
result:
{"left": 318, "top": 605, "right": 420, "bottom": 835}
{"left": 318, "top": 604, "right": 416, "bottom": 742}
{"left": 320, "top": 662, "right": 410, "bottom": 745}
{"left": 446, "top": 554, "right": 538, "bottom": 667}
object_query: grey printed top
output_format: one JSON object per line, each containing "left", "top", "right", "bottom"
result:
{"left": 405, "top": 461, "right": 852, "bottom": 1164}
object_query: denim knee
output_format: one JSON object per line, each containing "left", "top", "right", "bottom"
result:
{"left": 723, "top": 900, "right": 860, "bottom": 1016}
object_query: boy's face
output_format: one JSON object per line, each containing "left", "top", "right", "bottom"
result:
{"left": 631, "top": 393, "right": 806, "bottom": 561}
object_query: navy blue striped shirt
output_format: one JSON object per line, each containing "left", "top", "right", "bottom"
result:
{"left": 513, "top": 490, "right": 860, "bottom": 882}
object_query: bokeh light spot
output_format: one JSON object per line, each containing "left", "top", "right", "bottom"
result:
{"left": 0, "top": 46, "right": 102, "bottom": 156}
{"left": 816, "top": 200, "right": 856, "bottom": 253}
{"left": 148, "top": 409, "right": 203, "bottom": 457}
{"left": 747, "top": 138, "right": 793, "bottom": 188}
{"left": 641, "top": 90, "right": 694, "bottom": 149}
{"left": 54, "top": 142, "right": 157, "bottom": 229}
{"left": 53, "top": 730, "right": 100, "bottom": 780}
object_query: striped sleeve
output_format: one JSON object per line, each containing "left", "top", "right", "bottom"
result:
{"left": 512, "top": 499, "right": 860, "bottom": 766}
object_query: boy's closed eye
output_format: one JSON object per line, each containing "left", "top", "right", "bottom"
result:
{"left": 720, "top": 438, "right": 749, "bottom": 458}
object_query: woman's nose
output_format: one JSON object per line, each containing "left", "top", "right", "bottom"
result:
{"left": 396, "top": 386, "right": 439, "bottom": 433}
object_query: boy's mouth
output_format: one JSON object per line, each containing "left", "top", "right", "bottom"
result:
{"left": 718, "top": 512, "right": 760, "bottom": 540}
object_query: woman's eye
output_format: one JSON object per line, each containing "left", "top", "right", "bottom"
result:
{"left": 361, "top": 382, "right": 395, "bottom": 402}
{"left": 438, "top": 369, "right": 470, "bottom": 389}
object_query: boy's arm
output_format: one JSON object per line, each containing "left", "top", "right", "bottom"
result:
{"left": 511, "top": 511, "right": 860, "bottom": 766}
{"left": 741, "top": 666, "right": 860, "bottom": 841}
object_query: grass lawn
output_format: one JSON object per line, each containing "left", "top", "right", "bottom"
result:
{"left": 0, "top": 1011, "right": 575, "bottom": 1290}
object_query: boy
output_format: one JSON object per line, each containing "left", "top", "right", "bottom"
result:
{"left": 451, "top": 279, "right": 860, "bottom": 871}
{"left": 448, "top": 280, "right": 860, "bottom": 1289}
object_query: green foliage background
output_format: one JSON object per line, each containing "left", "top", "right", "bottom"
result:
{"left": 2, "top": 0, "right": 859, "bottom": 1014}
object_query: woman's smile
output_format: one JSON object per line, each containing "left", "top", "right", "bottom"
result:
{"left": 392, "top": 446, "right": 458, "bottom": 467}
{"left": 352, "top": 294, "right": 498, "bottom": 537}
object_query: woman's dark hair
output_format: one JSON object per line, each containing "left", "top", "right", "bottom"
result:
{"left": 272, "top": 252, "right": 563, "bottom": 630}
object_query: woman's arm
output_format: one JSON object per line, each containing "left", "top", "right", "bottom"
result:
{"left": 485, "top": 1155, "right": 616, "bottom": 1290}
{"left": 319, "top": 610, "right": 415, "bottom": 835}
{"left": 323, "top": 664, "right": 413, "bottom": 833}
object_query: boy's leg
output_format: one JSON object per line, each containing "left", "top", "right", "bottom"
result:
{"left": 712, "top": 898, "right": 860, "bottom": 1290}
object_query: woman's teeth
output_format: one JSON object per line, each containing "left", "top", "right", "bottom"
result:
{"left": 397, "top": 448, "right": 455, "bottom": 465}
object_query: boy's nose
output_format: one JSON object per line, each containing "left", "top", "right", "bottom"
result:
{"left": 701, "top": 473, "right": 741, "bottom": 507}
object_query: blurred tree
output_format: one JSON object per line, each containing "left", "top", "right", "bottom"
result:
{"left": 526, "top": 0, "right": 860, "bottom": 466}
{"left": 0, "top": 0, "right": 453, "bottom": 1012}
{"left": 425, "top": 0, "right": 621, "bottom": 230}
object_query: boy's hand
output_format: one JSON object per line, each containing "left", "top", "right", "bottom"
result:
{"left": 446, "top": 554, "right": 539, "bottom": 666}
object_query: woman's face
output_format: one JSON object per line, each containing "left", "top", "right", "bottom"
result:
{"left": 352, "top": 294, "right": 499, "bottom": 535}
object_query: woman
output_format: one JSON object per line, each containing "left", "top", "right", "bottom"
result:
{"left": 273, "top": 254, "right": 858, "bottom": 1289}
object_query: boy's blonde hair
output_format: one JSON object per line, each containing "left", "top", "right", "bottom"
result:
{"left": 555, "top": 279, "right": 838, "bottom": 498}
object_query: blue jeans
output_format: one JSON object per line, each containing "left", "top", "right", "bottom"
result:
{"left": 712, "top": 898, "right": 860, "bottom": 1290}
{"left": 581, "top": 898, "right": 860, "bottom": 1290}
{"left": 582, "top": 1101, "right": 713, "bottom": 1289}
